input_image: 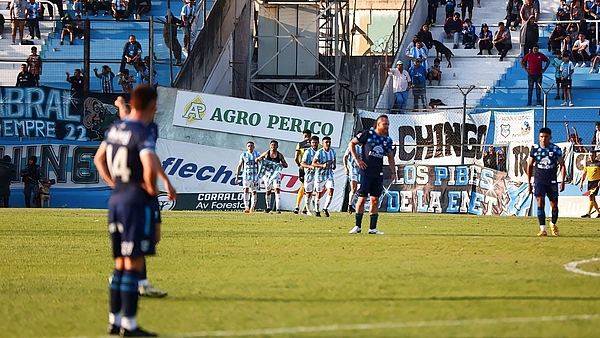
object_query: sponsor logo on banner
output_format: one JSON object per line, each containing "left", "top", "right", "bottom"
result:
{"left": 358, "top": 110, "right": 491, "bottom": 165}
{"left": 493, "top": 110, "right": 534, "bottom": 145}
{"left": 172, "top": 90, "right": 345, "bottom": 147}
{"left": 155, "top": 138, "right": 346, "bottom": 211}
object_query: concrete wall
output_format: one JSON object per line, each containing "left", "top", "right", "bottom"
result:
{"left": 174, "top": 0, "right": 249, "bottom": 94}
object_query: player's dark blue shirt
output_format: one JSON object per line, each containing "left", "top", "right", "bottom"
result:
{"left": 529, "top": 143, "right": 562, "bottom": 184}
{"left": 103, "top": 119, "right": 156, "bottom": 205}
{"left": 356, "top": 128, "right": 394, "bottom": 177}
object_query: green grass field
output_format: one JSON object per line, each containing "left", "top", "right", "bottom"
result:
{"left": 1, "top": 209, "right": 600, "bottom": 337}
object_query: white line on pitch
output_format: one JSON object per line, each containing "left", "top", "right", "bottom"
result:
{"left": 161, "top": 314, "right": 599, "bottom": 337}
{"left": 564, "top": 257, "right": 600, "bottom": 277}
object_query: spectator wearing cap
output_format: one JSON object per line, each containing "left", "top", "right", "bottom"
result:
{"left": 26, "top": 46, "right": 42, "bottom": 86}
{"left": 520, "top": 15, "right": 539, "bottom": 55}
{"left": 477, "top": 23, "right": 493, "bottom": 55}
{"left": 493, "top": 21, "right": 512, "bottom": 61}
{"left": 439, "top": 12, "right": 463, "bottom": 49}
{"left": 382, "top": 60, "right": 411, "bottom": 113}
{"left": 572, "top": 32, "right": 590, "bottom": 67}
{"left": 93, "top": 65, "right": 115, "bottom": 93}
{"left": 520, "top": 44, "right": 549, "bottom": 106}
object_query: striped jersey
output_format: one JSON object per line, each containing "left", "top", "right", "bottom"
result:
{"left": 239, "top": 150, "right": 261, "bottom": 181}
{"left": 315, "top": 148, "right": 336, "bottom": 182}
{"left": 344, "top": 145, "right": 362, "bottom": 176}
{"left": 302, "top": 147, "right": 318, "bottom": 180}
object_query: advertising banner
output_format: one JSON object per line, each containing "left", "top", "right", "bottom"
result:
{"left": 378, "top": 164, "right": 533, "bottom": 216}
{"left": 155, "top": 138, "right": 346, "bottom": 211}
{"left": 358, "top": 110, "right": 491, "bottom": 165}
{"left": 172, "top": 91, "right": 345, "bottom": 147}
{"left": 0, "top": 86, "right": 125, "bottom": 142}
{"left": 493, "top": 110, "right": 535, "bottom": 145}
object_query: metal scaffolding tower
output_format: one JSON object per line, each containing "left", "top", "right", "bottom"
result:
{"left": 248, "top": 0, "right": 352, "bottom": 113}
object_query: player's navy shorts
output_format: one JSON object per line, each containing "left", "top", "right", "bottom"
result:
{"left": 588, "top": 180, "right": 599, "bottom": 195}
{"left": 108, "top": 202, "right": 157, "bottom": 259}
{"left": 357, "top": 174, "right": 383, "bottom": 197}
{"left": 151, "top": 197, "right": 162, "bottom": 224}
{"left": 299, "top": 168, "right": 305, "bottom": 183}
{"left": 534, "top": 182, "right": 559, "bottom": 202}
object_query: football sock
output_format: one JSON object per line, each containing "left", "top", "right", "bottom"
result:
{"left": 324, "top": 194, "right": 332, "bottom": 209}
{"left": 121, "top": 270, "right": 140, "bottom": 318}
{"left": 369, "top": 214, "right": 379, "bottom": 229}
{"left": 551, "top": 208, "right": 558, "bottom": 224}
{"left": 265, "top": 194, "right": 271, "bottom": 209}
{"left": 250, "top": 193, "right": 256, "bottom": 210}
{"left": 244, "top": 192, "right": 250, "bottom": 209}
{"left": 275, "top": 193, "right": 281, "bottom": 210}
{"left": 109, "top": 269, "right": 123, "bottom": 319}
{"left": 540, "top": 225, "right": 547, "bottom": 231}
{"left": 109, "top": 312, "right": 122, "bottom": 327}
{"left": 587, "top": 201, "right": 593, "bottom": 215}
{"left": 121, "top": 316, "right": 138, "bottom": 331}
{"left": 304, "top": 195, "right": 312, "bottom": 212}
{"left": 355, "top": 213, "right": 363, "bottom": 228}
{"left": 295, "top": 186, "right": 304, "bottom": 209}
{"left": 315, "top": 197, "right": 320, "bottom": 212}
{"left": 594, "top": 201, "right": 600, "bottom": 213}
{"left": 537, "top": 208, "right": 545, "bottom": 227}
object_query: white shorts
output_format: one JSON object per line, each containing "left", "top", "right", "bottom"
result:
{"left": 265, "top": 177, "right": 281, "bottom": 191}
{"left": 304, "top": 176, "right": 315, "bottom": 193}
{"left": 242, "top": 179, "right": 259, "bottom": 191}
{"left": 349, "top": 171, "right": 359, "bottom": 182}
{"left": 315, "top": 178, "right": 334, "bottom": 193}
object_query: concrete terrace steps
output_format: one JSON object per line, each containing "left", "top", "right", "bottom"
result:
{"left": 398, "top": 0, "right": 523, "bottom": 110}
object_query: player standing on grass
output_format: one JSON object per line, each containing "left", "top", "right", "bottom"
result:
{"left": 94, "top": 85, "right": 160, "bottom": 337}
{"left": 526, "top": 127, "right": 565, "bottom": 237}
{"left": 114, "top": 95, "right": 174, "bottom": 299}
{"left": 312, "top": 136, "right": 336, "bottom": 217}
{"left": 349, "top": 115, "right": 396, "bottom": 235}
{"left": 257, "top": 140, "right": 288, "bottom": 213}
{"left": 235, "top": 141, "right": 261, "bottom": 213}
{"left": 300, "top": 135, "right": 319, "bottom": 216}
{"left": 579, "top": 151, "right": 600, "bottom": 218}
{"left": 293, "top": 129, "right": 312, "bottom": 214}
{"left": 343, "top": 131, "right": 363, "bottom": 214}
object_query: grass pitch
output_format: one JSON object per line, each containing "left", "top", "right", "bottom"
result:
{"left": 1, "top": 209, "right": 600, "bottom": 337}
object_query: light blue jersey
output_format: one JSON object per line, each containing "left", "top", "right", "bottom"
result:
{"left": 315, "top": 148, "right": 336, "bottom": 182}
{"left": 302, "top": 148, "right": 318, "bottom": 180}
{"left": 344, "top": 145, "right": 362, "bottom": 178}
{"left": 240, "top": 150, "right": 261, "bottom": 181}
